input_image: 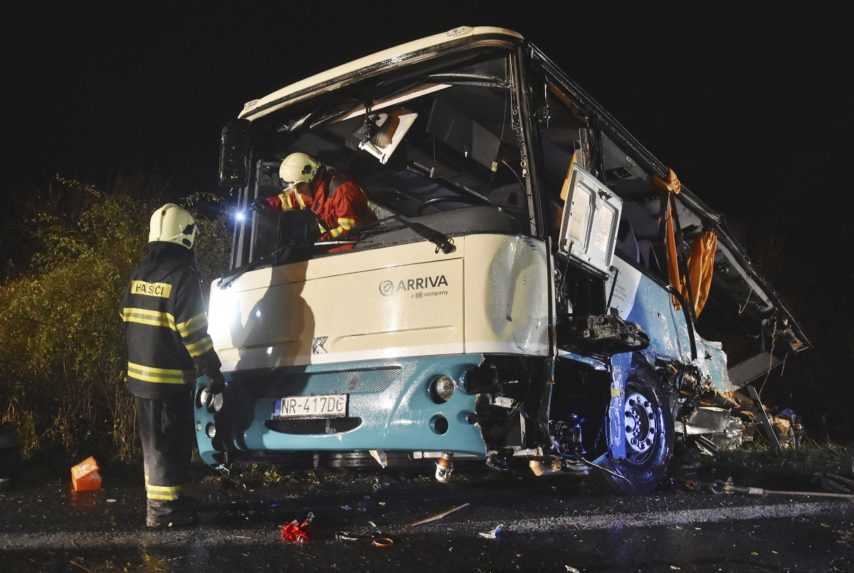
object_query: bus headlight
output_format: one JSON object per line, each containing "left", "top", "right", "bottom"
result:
{"left": 199, "top": 388, "right": 225, "bottom": 413}
{"left": 429, "top": 375, "right": 455, "bottom": 403}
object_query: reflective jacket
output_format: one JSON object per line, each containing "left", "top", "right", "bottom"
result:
{"left": 121, "top": 243, "right": 221, "bottom": 399}
{"left": 265, "top": 170, "right": 377, "bottom": 240}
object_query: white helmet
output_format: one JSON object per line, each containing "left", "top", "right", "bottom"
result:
{"left": 279, "top": 152, "right": 321, "bottom": 188}
{"left": 148, "top": 203, "right": 197, "bottom": 250}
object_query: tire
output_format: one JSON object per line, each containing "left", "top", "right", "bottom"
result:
{"left": 602, "top": 365, "right": 674, "bottom": 495}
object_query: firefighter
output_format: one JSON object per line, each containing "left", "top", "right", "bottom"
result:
{"left": 253, "top": 152, "right": 376, "bottom": 241}
{"left": 121, "top": 203, "right": 225, "bottom": 528}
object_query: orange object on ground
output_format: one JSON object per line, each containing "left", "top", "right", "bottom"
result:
{"left": 71, "top": 456, "right": 102, "bottom": 492}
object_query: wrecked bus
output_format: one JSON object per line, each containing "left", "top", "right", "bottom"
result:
{"left": 196, "top": 27, "right": 810, "bottom": 492}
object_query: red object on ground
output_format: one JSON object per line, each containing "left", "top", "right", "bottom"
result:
{"left": 280, "top": 514, "right": 314, "bottom": 544}
{"left": 70, "top": 456, "right": 102, "bottom": 492}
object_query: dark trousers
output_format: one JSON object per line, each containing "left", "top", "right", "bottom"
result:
{"left": 136, "top": 391, "right": 192, "bottom": 503}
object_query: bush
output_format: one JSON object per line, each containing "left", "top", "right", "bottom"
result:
{"left": 0, "top": 179, "right": 229, "bottom": 462}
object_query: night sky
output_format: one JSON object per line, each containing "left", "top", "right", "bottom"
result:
{"left": 8, "top": 6, "right": 850, "bottom": 211}
{"left": 4, "top": 4, "right": 852, "bottom": 433}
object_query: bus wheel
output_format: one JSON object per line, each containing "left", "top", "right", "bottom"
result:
{"left": 603, "top": 368, "right": 674, "bottom": 495}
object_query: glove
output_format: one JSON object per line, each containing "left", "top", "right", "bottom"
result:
{"left": 205, "top": 371, "right": 225, "bottom": 395}
{"left": 250, "top": 197, "right": 272, "bottom": 213}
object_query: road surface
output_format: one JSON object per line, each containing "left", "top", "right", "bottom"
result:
{"left": 1, "top": 464, "right": 852, "bottom": 572}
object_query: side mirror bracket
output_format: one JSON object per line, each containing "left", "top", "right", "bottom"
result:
{"left": 218, "top": 120, "right": 251, "bottom": 190}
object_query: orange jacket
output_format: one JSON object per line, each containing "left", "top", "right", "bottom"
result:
{"left": 264, "top": 172, "right": 376, "bottom": 240}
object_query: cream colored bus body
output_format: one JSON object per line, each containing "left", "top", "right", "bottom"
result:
{"left": 208, "top": 234, "right": 548, "bottom": 372}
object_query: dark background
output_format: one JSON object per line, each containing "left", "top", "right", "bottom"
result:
{"left": 3, "top": 4, "right": 851, "bottom": 438}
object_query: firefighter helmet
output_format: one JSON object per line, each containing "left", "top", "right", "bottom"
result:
{"left": 279, "top": 152, "right": 321, "bottom": 188}
{"left": 148, "top": 203, "right": 197, "bottom": 250}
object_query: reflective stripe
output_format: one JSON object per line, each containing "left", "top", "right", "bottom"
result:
{"left": 337, "top": 217, "right": 356, "bottom": 230}
{"left": 121, "top": 307, "right": 176, "bottom": 330}
{"left": 276, "top": 190, "right": 307, "bottom": 211}
{"left": 146, "top": 483, "right": 182, "bottom": 501}
{"left": 277, "top": 191, "right": 295, "bottom": 211}
{"left": 328, "top": 217, "right": 356, "bottom": 238}
{"left": 185, "top": 336, "right": 214, "bottom": 358}
{"left": 146, "top": 484, "right": 183, "bottom": 494}
{"left": 147, "top": 492, "right": 180, "bottom": 501}
{"left": 127, "top": 361, "right": 188, "bottom": 384}
{"left": 177, "top": 314, "right": 207, "bottom": 338}
{"left": 294, "top": 191, "right": 306, "bottom": 209}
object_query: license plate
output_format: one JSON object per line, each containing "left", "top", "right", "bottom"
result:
{"left": 274, "top": 394, "right": 348, "bottom": 419}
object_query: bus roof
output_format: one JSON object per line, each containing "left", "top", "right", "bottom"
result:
{"left": 238, "top": 26, "right": 522, "bottom": 121}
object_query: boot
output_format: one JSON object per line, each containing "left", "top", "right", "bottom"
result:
{"left": 146, "top": 497, "right": 198, "bottom": 529}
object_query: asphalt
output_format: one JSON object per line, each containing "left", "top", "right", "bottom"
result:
{"left": 0, "top": 463, "right": 852, "bottom": 572}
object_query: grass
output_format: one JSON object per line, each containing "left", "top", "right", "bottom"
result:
{"left": 694, "top": 440, "right": 854, "bottom": 488}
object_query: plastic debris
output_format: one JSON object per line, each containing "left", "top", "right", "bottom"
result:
{"left": 564, "top": 566, "right": 581, "bottom": 573}
{"left": 340, "top": 504, "right": 352, "bottom": 511}
{"left": 70, "top": 456, "right": 102, "bottom": 492}
{"left": 335, "top": 531, "right": 360, "bottom": 542}
{"left": 369, "top": 449, "right": 388, "bottom": 468}
{"left": 372, "top": 536, "right": 394, "bottom": 548}
{"left": 478, "top": 523, "right": 505, "bottom": 540}
{"left": 69, "top": 559, "right": 92, "bottom": 572}
{"left": 106, "top": 498, "right": 117, "bottom": 503}
{"left": 335, "top": 522, "right": 394, "bottom": 548}
{"left": 280, "top": 512, "right": 314, "bottom": 544}
{"left": 407, "top": 502, "right": 471, "bottom": 528}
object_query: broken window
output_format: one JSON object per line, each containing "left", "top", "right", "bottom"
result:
{"left": 245, "top": 52, "right": 529, "bottom": 263}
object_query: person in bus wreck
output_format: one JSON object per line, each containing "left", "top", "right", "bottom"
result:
{"left": 253, "top": 152, "right": 377, "bottom": 242}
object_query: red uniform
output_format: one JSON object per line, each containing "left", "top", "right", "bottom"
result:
{"left": 264, "top": 172, "right": 376, "bottom": 240}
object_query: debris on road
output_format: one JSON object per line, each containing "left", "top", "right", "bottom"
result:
{"left": 69, "top": 559, "right": 93, "bottom": 573}
{"left": 746, "top": 386, "right": 781, "bottom": 453}
{"left": 713, "top": 478, "right": 854, "bottom": 500}
{"left": 477, "top": 523, "right": 505, "bottom": 540}
{"left": 70, "top": 456, "right": 101, "bottom": 492}
{"left": 674, "top": 384, "right": 809, "bottom": 461}
{"left": 335, "top": 521, "right": 394, "bottom": 548}
{"left": 407, "top": 502, "right": 471, "bottom": 528}
{"left": 371, "top": 536, "right": 394, "bottom": 548}
{"left": 815, "top": 472, "right": 854, "bottom": 495}
{"left": 335, "top": 531, "right": 360, "bottom": 542}
{"left": 280, "top": 512, "right": 314, "bottom": 544}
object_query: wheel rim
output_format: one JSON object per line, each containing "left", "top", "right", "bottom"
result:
{"left": 624, "top": 391, "right": 658, "bottom": 463}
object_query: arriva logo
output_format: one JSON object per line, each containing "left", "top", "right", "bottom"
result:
{"left": 379, "top": 275, "right": 449, "bottom": 296}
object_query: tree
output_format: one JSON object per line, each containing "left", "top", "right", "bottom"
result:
{"left": 0, "top": 178, "right": 228, "bottom": 461}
